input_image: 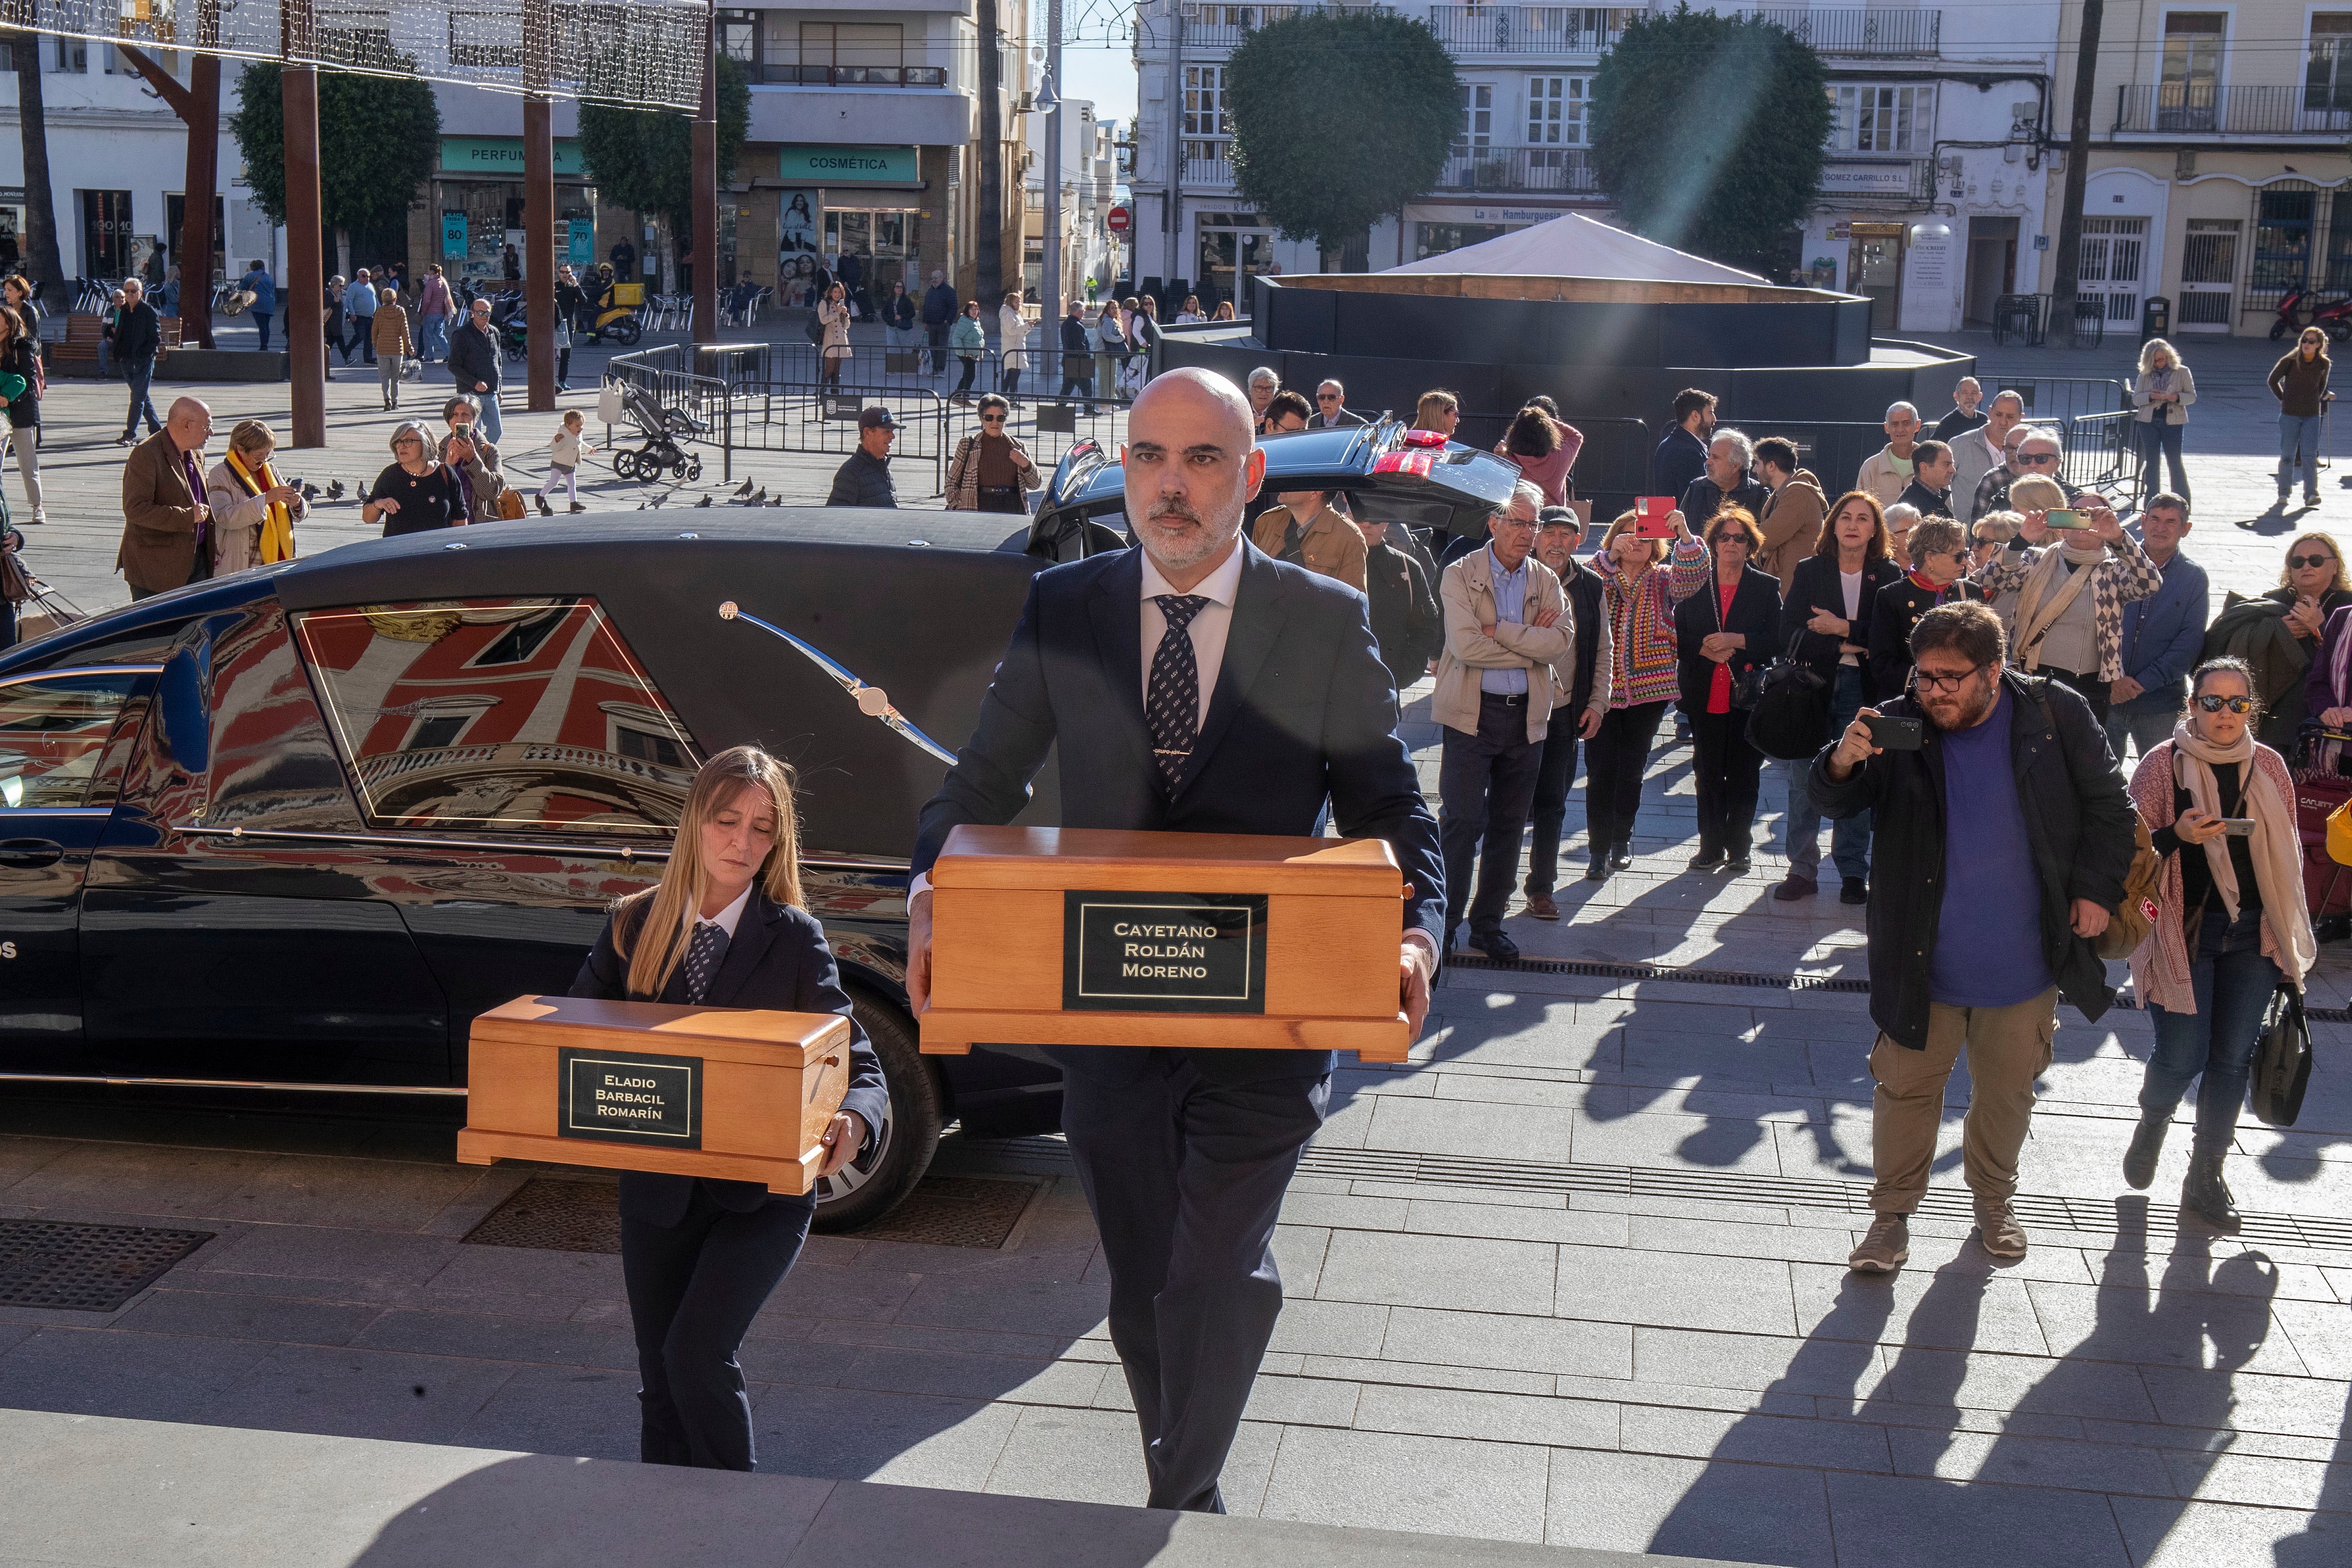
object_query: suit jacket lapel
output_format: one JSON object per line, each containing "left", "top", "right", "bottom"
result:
{"left": 704, "top": 895, "right": 783, "bottom": 1008}
{"left": 1177, "top": 543, "right": 1284, "bottom": 797}
{"left": 1091, "top": 549, "right": 1149, "bottom": 767}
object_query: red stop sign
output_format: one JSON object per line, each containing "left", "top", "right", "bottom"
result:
{"left": 1107, "top": 205, "right": 1132, "bottom": 234}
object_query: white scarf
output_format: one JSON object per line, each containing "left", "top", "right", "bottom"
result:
{"left": 2169, "top": 720, "right": 2316, "bottom": 986}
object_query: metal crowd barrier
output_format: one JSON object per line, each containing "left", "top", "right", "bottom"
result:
{"left": 724, "top": 380, "right": 952, "bottom": 495}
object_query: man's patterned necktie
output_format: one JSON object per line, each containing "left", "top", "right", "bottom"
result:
{"left": 683, "top": 920, "right": 729, "bottom": 1004}
{"left": 1147, "top": 594, "right": 1208, "bottom": 786}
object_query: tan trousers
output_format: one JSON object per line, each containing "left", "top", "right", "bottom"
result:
{"left": 1867, "top": 989, "right": 2056, "bottom": 1214}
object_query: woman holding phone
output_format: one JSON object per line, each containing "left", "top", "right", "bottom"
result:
{"left": 571, "top": 746, "right": 887, "bottom": 1470}
{"left": 1584, "top": 505, "right": 1708, "bottom": 879}
{"left": 1968, "top": 481, "right": 2162, "bottom": 722}
{"left": 2122, "top": 659, "right": 2313, "bottom": 1230}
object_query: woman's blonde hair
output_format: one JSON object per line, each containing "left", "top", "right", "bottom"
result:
{"left": 229, "top": 418, "right": 276, "bottom": 455}
{"left": 1972, "top": 510, "right": 2021, "bottom": 543}
{"left": 2282, "top": 532, "right": 2352, "bottom": 595}
{"left": 1600, "top": 509, "right": 1667, "bottom": 564}
{"left": 2137, "top": 337, "right": 2181, "bottom": 378}
{"left": 618, "top": 746, "right": 804, "bottom": 1000}
{"left": 2006, "top": 475, "right": 2068, "bottom": 512}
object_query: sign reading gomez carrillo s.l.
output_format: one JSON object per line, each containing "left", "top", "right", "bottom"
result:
{"left": 1063, "top": 891, "right": 1270, "bottom": 1014}
{"left": 558, "top": 1047, "right": 703, "bottom": 1149}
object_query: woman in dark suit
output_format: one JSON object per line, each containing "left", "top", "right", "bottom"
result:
{"left": 572, "top": 745, "right": 888, "bottom": 1473}
{"left": 1777, "top": 490, "right": 1904, "bottom": 903}
{"left": 1675, "top": 506, "right": 1782, "bottom": 874}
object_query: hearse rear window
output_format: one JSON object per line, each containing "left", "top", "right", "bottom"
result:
{"left": 293, "top": 598, "right": 701, "bottom": 837}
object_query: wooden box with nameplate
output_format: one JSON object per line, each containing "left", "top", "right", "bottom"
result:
{"left": 456, "top": 996, "right": 852, "bottom": 1195}
{"left": 920, "top": 825, "right": 1413, "bottom": 1063}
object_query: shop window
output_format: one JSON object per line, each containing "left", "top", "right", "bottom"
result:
{"left": 1415, "top": 222, "right": 1516, "bottom": 261}
{"left": 0, "top": 673, "right": 142, "bottom": 811}
{"left": 295, "top": 598, "right": 701, "bottom": 838}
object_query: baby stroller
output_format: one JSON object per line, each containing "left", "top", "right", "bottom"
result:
{"left": 604, "top": 380, "right": 704, "bottom": 483}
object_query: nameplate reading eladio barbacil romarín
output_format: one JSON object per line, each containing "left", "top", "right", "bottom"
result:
{"left": 557, "top": 1046, "right": 704, "bottom": 1149}
{"left": 1063, "top": 891, "right": 1270, "bottom": 1014}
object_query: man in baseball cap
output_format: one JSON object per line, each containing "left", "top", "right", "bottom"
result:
{"left": 827, "top": 406, "right": 900, "bottom": 508}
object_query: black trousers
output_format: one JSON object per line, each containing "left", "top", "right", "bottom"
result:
{"left": 2043, "top": 664, "right": 2111, "bottom": 723}
{"left": 620, "top": 1182, "right": 812, "bottom": 1471}
{"left": 1689, "top": 707, "right": 1764, "bottom": 858}
{"left": 1439, "top": 690, "right": 1543, "bottom": 937}
{"left": 927, "top": 321, "right": 950, "bottom": 372}
{"left": 1059, "top": 1049, "right": 1326, "bottom": 1514}
{"left": 1583, "top": 700, "right": 1669, "bottom": 855}
{"left": 1524, "top": 720, "right": 1584, "bottom": 897}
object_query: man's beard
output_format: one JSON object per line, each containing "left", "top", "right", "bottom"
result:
{"left": 1921, "top": 682, "right": 1996, "bottom": 732}
{"left": 1133, "top": 497, "right": 1240, "bottom": 574}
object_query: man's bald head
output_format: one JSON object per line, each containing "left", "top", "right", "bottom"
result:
{"left": 1122, "top": 369, "right": 1266, "bottom": 584}
{"left": 166, "top": 396, "right": 212, "bottom": 451}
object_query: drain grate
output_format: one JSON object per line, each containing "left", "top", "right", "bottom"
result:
{"left": 463, "top": 1174, "right": 1043, "bottom": 1254}
{"left": 858, "top": 1176, "right": 1040, "bottom": 1248}
{"left": 1440, "top": 953, "right": 2352, "bottom": 1023}
{"left": 956, "top": 1137, "right": 2352, "bottom": 1253}
{"left": 463, "top": 1178, "right": 621, "bottom": 1254}
{"left": 0, "top": 1219, "right": 214, "bottom": 1312}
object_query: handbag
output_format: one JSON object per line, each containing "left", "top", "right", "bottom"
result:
{"left": 496, "top": 485, "right": 527, "bottom": 521}
{"left": 2094, "top": 812, "right": 2161, "bottom": 960}
{"left": 2250, "top": 983, "right": 2313, "bottom": 1127}
{"left": 1742, "top": 629, "right": 1832, "bottom": 760}
{"left": 1707, "top": 575, "right": 1763, "bottom": 713}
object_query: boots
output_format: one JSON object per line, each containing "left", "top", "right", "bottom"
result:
{"left": 2122, "top": 1113, "right": 2168, "bottom": 1191}
{"left": 2183, "top": 1149, "right": 2241, "bottom": 1233}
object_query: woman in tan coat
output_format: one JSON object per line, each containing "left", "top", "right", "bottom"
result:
{"left": 817, "top": 283, "right": 852, "bottom": 386}
{"left": 371, "top": 286, "right": 414, "bottom": 411}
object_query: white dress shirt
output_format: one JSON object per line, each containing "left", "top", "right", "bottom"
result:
{"left": 689, "top": 882, "right": 754, "bottom": 941}
{"left": 1139, "top": 539, "right": 1246, "bottom": 732}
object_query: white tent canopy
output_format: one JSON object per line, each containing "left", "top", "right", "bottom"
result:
{"left": 1384, "top": 213, "right": 1767, "bottom": 286}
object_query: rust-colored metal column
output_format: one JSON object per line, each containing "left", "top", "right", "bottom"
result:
{"left": 522, "top": 0, "right": 555, "bottom": 410}
{"left": 691, "top": 0, "right": 717, "bottom": 346}
{"left": 178, "top": 1, "right": 222, "bottom": 349}
{"left": 281, "top": 0, "right": 326, "bottom": 447}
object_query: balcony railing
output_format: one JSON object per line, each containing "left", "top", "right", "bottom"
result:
{"left": 1425, "top": 6, "right": 1640, "bottom": 56}
{"left": 1176, "top": 3, "right": 1383, "bottom": 50}
{"left": 1754, "top": 8, "right": 1940, "bottom": 58}
{"left": 757, "top": 64, "right": 949, "bottom": 87}
{"left": 1182, "top": 142, "right": 1239, "bottom": 186}
{"left": 1436, "top": 144, "right": 1599, "bottom": 194}
{"left": 2112, "top": 82, "right": 2352, "bottom": 136}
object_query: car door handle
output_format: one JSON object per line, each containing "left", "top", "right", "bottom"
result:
{"left": 0, "top": 838, "right": 64, "bottom": 868}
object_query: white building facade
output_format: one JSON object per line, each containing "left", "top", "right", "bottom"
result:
{"left": 1125, "top": 3, "right": 2068, "bottom": 337}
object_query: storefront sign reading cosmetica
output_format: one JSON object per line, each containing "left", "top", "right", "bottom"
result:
{"left": 778, "top": 145, "right": 919, "bottom": 186}
{"left": 557, "top": 1046, "right": 702, "bottom": 1148}
{"left": 441, "top": 137, "right": 586, "bottom": 178}
{"left": 1062, "top": 891, "right": 1269, "bottom": 1014}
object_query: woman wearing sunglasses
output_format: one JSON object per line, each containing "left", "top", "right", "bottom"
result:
{"left": 2121, "top": 658, "right": 2314, "bottom": 1230}
{"left": 944, "top": 394, "right": 1040, "bottom": 514}
{"left": 2268, "top": 325, "right": 2331, "bottom": 507}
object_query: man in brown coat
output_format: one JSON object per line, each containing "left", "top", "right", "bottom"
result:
{"left": 1754, "top": 435, "right": 1826, "bottom": 588}
{"left": 1249, "top": 487, "right": 1368, "bottom": 592}
{"left": 118, "top": 396, "right": 214, "bottom": 600}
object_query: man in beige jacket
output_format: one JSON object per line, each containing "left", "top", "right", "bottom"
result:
{"left": 1249, "top": 487, "right": 1368, "bottom": 591}
{"left": 1753, "top": 436, "right": 1825, "bottom": 587}
{"left": 1854, "top": 401, "right": 1921, "bottom": 506}
{"left": 1433, "top": 480, "right": 1570, "bottom": 960}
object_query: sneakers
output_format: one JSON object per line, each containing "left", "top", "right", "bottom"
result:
{"left": 1609, "top": 844, "right": 1632, "bottom": 870}
{"left": 1976, "top": 1201, "right": 2029, "bottom": 1258}
{"left": 1773, "top": 876, "right": 1817, "bottom": 902}
{"left": 1725, "top": 855, "right": 1752, "bottom": 877}
{"left": 1849, "top": 1213, "right": 1910, "bottom": 1273}
{"left": 1840, "top": 876, "right": 1869, "bottom": 905}
{"left": 1525, "top": 892, "right": 1560, "bottom": 920}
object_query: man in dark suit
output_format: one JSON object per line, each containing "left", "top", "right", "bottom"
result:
{"left": 110, "top": 277, "right": 163, "bottom": 446}
{"left": 906, "top": 368, "right": 1444, "bottom": 1514}
{"left": 1312, "top": 379, "right": 1368, "bottom": 428}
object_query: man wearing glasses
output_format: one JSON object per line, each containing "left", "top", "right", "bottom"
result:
{"left": 1974, "top": 427, "right": 2078, "bottom": 521}
{"left": 1313, "top": 380, "right": 1367, "bottom": 429}
{"left": 1815, "top": 599, "right": 2137, "bottom": 1272}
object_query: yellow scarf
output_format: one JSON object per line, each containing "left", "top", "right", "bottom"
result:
{"left": 226, "top": 448, "right": 296, "bottom": 564}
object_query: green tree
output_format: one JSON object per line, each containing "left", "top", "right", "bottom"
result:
{"left": 1225, "top": 12, "right": 1457, "bottom": 259}
{"left": 230, "top": 63, "right": 442, "bottom": 274}
{"left": 576, "top": 54, "right": 751, "bottom": 234}
{"left": 1590, "top": 6, "right": 1831, "bottom": 271}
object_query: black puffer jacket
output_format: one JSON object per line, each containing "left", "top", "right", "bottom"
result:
{"left": 1808, "top": 670, "right": 2138, "bottom": 1050}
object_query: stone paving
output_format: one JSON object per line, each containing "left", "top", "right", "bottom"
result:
{"left": 0, "top": 330, "right": 2346, "bottom": 1565}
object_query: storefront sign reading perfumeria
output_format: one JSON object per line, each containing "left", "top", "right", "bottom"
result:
{"left": 440, "top": 137, "right": 586, "bottom": 178}
{"left": 778, "top": 145, "right": 920, "bottom": 186}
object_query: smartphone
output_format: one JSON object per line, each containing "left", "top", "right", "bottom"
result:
{"left": 2044, "top": 509, "right": 2087, "bottom": 530}
{"left": 1864, "top": 714, "right": 1925, "bottom": 751}
{"left": 2220, "top": 818, "right": 2257, "bottom": 837}
{"left": 1635, "top": 496, "right": 1676, "bottom": 539}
